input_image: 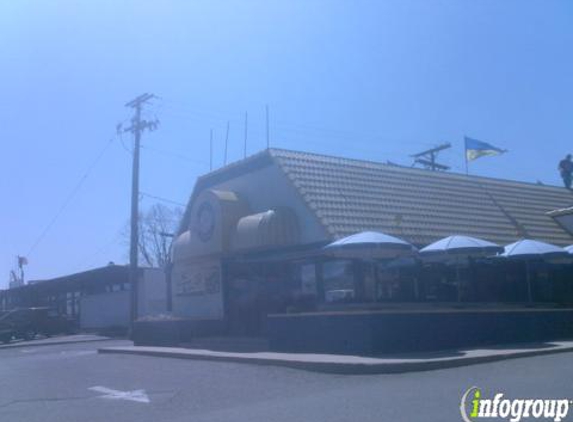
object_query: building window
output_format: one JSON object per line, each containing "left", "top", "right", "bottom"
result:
{"left": 322, "top": 260, "right": 356, "bottom": 303}
{"left": 300, "top": 264, "right": 317, "bottom": 296}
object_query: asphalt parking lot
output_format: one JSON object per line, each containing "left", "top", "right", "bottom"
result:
{"left": 1, "top": 338, "right": 573, "bottom": 422}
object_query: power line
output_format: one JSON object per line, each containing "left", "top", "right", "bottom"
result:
{"left": 140, "top": 191, "right": 186, "bottom": 207}
{"left": 26, "top": 137, "right": 115, "bottom": 257}
{"left": 140, "top": 145, "right": 208, "bottom": 167}
{"left": 74, "top": 224, "right": 125, "bottom": 271}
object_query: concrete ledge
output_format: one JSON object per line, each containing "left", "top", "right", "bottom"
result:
{"left": 0, "top": 334, "right": 111, "bottom": 350}
{"left": 98, "top": 341, "right": 573, "bottom": 375}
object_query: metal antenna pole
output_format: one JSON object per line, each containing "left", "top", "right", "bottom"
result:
{"left": 410, "top": 143, "right": 451, "bottom": 171}
{"left": 244, "top": 112, "right": 248, "bottom": 158}
{"left": 265, "top": 105, "right": 270, "bottom": 149}
{"left": 224, "top": 121, "right": 230, "bottom": 165}
{"left": 209, "top": 129, "right": 213, "bottom": 171}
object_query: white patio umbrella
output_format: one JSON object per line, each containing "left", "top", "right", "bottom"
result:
{"left": 323, "top": 231, "right": 418, "bottom": 301}
{"left": 501, "top": 239, "right": 570, "bottom": 303}
{"left": 323, "top": 231, "right": 417, "bottom": 260}
{"left": 420, "top": 235, "right": 503, "bottom": 301}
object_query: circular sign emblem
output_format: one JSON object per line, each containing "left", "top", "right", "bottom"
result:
{"left": 196, "top": 202, "right": 215, "bottom": 242}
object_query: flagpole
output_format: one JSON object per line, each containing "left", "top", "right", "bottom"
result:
{"left": 464, "top": 136, "right": 469, "bottom": 175}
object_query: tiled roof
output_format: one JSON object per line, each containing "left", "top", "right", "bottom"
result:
{"left": 269, "top": 149, "right": 573, "bottom": 247}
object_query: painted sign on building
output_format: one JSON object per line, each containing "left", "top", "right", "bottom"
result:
{"left": 175, "top": 262, "right": 221, "bottom": 296}
{"left": 172, "top": 260, "right": 224, "bottom": 320}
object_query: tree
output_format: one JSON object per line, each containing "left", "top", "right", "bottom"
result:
{"left": 123, "top": 203, "right": 183, "bottom": 268}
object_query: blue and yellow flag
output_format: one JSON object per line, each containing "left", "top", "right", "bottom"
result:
{"left": 464, "top": 136, "right": 507, "bottom": 162}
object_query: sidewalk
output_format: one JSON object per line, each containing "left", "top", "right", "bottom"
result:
{"left": 0, "top": 334, "right": 111, "bottom": 350}
{"left": 98, "top": 340, "right": 573, "bottom": 375}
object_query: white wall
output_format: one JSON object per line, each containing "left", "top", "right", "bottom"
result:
{"left": 80, "top": 291, "right": 130, "bottom": 329}
{"left": 79, "top": 269, "right": 167, "bottom": 330}
{"left": 138, "top": 268, "right": 167, "bottom": 317}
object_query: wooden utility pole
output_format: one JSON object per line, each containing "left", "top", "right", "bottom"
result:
{"left": 123, "top": 93, "right": 158, "bottom": 328}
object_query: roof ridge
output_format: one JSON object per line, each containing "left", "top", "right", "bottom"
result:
{"left": 268, "top": 147, "right": 571, "bottom": 193}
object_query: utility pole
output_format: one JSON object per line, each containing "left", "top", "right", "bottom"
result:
{"left": 122, "top": 93, "right": 158, "bottom": 329}
{"left": 410, "top": 143, "right": 451, "bottom": 171}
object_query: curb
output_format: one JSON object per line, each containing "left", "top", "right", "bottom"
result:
{"left": 97, "top": 343, "right": 573, "bottom": 375}
{"left": 0, "top": 336, "right": 113, "bottom": 350}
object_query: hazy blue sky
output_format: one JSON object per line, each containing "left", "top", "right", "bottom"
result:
{"left": 1, "top": 0, "right": 572, "bottom": 285}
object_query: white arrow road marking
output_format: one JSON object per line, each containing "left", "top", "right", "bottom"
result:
{"left": 89, "top": 386, "right": 150, "bottom": 403}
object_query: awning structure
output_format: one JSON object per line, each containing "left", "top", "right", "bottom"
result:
{"left": 232, "top": 207, "right": 300, "bottom": 252}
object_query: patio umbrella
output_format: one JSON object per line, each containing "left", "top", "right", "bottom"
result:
{"left": 323, "top": 231, "right": 417, "bottom": 259}
{"left": 420, "top": 235, "right": 503, "bottom": 257}
{"left": 420, "top": 235, "right": 503, "bottom": 301}
{"left": 323, "top": 231, "right": 417, "bottom": 302}
{"left": 501, "top": 239, "right": 570, "bottom": 303}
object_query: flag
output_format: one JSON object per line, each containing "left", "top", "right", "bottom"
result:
{"left": 465, "top": 136, "right": 507, "bottom": 162}
{"left": 17, "top": 256, "right": 28, "bottom": 267}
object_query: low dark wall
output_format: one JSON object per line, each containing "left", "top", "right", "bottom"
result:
{"left": 133, "top": 319, "right": 227, "bottom": 346}
{"left": 267, "top": 308, "right": 573, "bottom": 355}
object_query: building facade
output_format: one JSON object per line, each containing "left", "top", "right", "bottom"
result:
{"left": 171, "top": 148, "right": 573, "bottom": 336}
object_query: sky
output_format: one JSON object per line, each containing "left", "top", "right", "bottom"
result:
{"left": 1, "top": 0, "right": 572, "bottom": 285}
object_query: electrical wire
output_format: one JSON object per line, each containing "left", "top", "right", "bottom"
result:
{"left": 140, "top": 145, "right": 209, "bottom": 167}
{"left": 26, "top": 137, "right": 116, "bottom": 257}
{"left": 140, "top": 191, "right": 186, "bottom": 207}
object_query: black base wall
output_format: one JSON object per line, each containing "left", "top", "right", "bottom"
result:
{"left": 133, "top": 319, "right": 227, "bottom": 346}
{"left": 267, "top": 309, "right": 573, "bottom": 355}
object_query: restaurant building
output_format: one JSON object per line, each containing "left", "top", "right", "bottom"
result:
{"left": 171, "top": 148, "right": 573, "bottom": 351}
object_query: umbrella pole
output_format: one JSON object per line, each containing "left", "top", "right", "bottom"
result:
{"left": 526, "top": 261, "right": 533, "bottom": 303}
{"left": 456, "top": 257, "right": 462, "bottom": 302}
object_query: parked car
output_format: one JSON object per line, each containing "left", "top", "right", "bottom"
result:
{"left": 0, "top": 307, "right": 77, "bottom": 343}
